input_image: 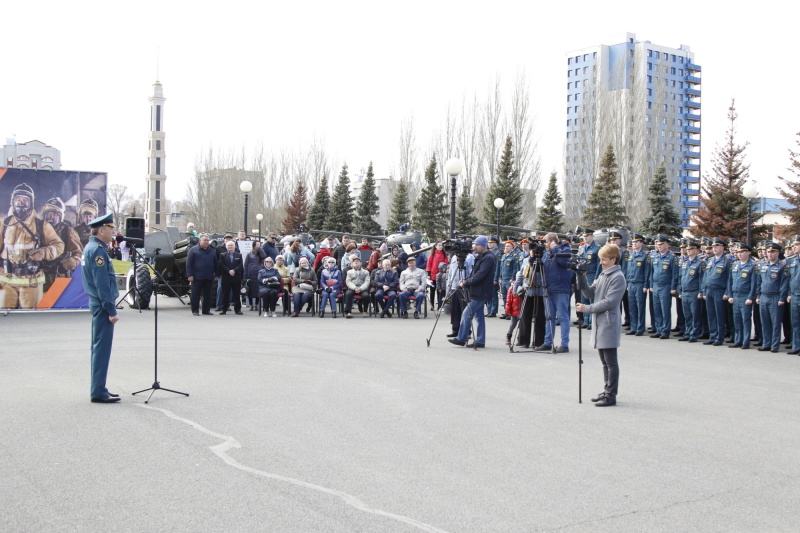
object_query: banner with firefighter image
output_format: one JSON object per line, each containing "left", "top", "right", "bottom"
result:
{"left": 0, "top": 167, "right": 107, "bottom": 310}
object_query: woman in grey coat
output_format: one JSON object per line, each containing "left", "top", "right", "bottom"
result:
{"left": 576, "top": 244, "right": 627, "bottom": 407}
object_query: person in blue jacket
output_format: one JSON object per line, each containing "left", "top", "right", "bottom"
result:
{"left": 625, "top": 234, "right": 648, "bottom": 336}
{"left": 701, "top": 237, "right": 732, "bottom": 346}
{"left": 81, "top": 212, "right": 121, "bottom": 403}
{"left": 786, "top": 236, "right": 800, "bottom": 355}
{"left": 577, "top": 229, "right": 601, "bottom": 329}
{"left": 756, "top": 242, "right": 789, "bottom": 352}
{"left": 726, "top": 244, "right": 757, "bottom": 349}
{"left": 677, "top": 240, "right": 704, "bottom": 343}
{"left": 536, "top": 233, "right": 572, "bottom": 352}
{"left": 648, "top": 234, "right": 680, "bottom": 339}
{"left": 449, "top": 236, "right": 497, "bottom": 349}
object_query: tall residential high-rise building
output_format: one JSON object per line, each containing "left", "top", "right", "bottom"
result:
{"left": 145, "top": 80, "right": 166, "bottom": 233}
{"left": 563, "top": 32, "right": 701, "bottom": 229}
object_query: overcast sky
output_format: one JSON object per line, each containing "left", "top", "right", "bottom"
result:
{"left": 4, "top": 0, "right": 799, "bottom": 208}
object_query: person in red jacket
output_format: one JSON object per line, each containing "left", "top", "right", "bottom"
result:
{"left": 313, "top": 245, "right": 333, "bottom": 272}
{"left": 426, "top": 241, "right": 449, "bottom": 311}
{"left": 505, "top": 285, "right": 521, "bottom": 345}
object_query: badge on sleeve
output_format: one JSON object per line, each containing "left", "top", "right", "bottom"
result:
{"left": 95, "top": 256, "right": 105, "bottom": 267}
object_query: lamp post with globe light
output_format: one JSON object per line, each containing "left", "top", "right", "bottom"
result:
{"left": 256, "top": 213, "right": 263, "bottom": 241}
{"left": 240, "top": 181, "right": 253, "bottom": 237}
{"left": 444, "top": 158, "right": 463, "bottom": 239}
{"left": 494, "top": 198, "right": 505, "bottom": 242}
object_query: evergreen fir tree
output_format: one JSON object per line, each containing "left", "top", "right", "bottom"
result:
{"left": 640, "top": 164, "right": 682, "bottom": 239}
{"left": 354, "top": 162, "right": 382, "bottom": 235}
{"left": 326, "top": 163, "right": 355, "bottom": 232}
{"left": 413, "top": 154, "right": 449, "bottom": 240}
{"left": 583, "top": 145, "right": 627, "bottom": 228}
{"left": 307, "top": 174, "right": 331, "bottom": 230}
{"left": 536, "top": 171, "right": 564, "bottom": 232}
{"left": 777, "top": 132, "right": 800, "bottom": 234}
{"left": 387, "top": 180, "right": 412, "bottom": 233}
{"left": 282, "top": 181, "right": 309, "bottom": 234}
{"left": 456, "top": 185, "right": 481, "bottom": 236}
{"left": 483, "top": 135, "right": 524, "bottom": 229}
{"left": 691, "top": 100, "right": 754, "bottom": 240}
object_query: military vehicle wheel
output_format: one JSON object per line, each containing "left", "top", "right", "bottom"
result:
{"left": 126, "top": 264, "right": 153, "bottom": 309}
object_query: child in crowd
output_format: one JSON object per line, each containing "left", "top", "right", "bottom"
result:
{"left": 505, "top": 285, "right": 521, "bottom": 345}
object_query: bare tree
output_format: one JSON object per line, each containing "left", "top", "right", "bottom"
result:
{"left": 106, "top": 184, "right": 132, "bottom": 227}
{"left": 509, "top": 70, "right": 541, "bottom": 227}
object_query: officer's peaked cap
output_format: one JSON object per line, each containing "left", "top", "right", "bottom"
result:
{"left": 88, "top": 212, "right": 115, "bottom": 228}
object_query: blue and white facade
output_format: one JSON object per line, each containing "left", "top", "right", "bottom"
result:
{"left": 563, "top": 32, "right": 701, "bottom": 229}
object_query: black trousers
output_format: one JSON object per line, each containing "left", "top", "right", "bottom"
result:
{"left": 599, "top": 348, "right": 619, "bottom": 399}
{"left": 191, "top": 279, "right": 213, "bottom": 314}
{"left": 221, "top": 278, "right": 242, "bottom": 312}
{"left": 450, "top": 290, "right": 465, "bottom": 334}
{"left": 518, "top": 294, "right": 546, "bottom": 347}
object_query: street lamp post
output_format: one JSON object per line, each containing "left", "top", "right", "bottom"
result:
{"left": 743, "top": 180, "right": 759, "bottom": 247}
{"left": 240, "top": 180, "right": 253, "bottom": 237}
{"left": 256, "top": 213, "right": 263, "bottom": 241}
{"left": 494, "top": 198, "right": 505, "bottom": 242}
{"left": 444, "top": 158, "right": 463, "bottom": 239}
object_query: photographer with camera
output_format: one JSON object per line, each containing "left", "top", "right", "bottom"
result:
{"left": 449, "top": 236, "right": 497, "bottom": 349}
{"left": 537, "top": 233, "right": 573, "bottom": 352}
{"left": 575, "top": 244, "right": 627, "bottom": 407}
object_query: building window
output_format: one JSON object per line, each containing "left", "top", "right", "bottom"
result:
{"left": 671, "top": 67, "right": 676, "bottom": 75}
{"left": 679, "top": 69, "right": 684, "bottom": 76}
{"left": 156, "top": 157, "right": 161, "bottom": 175}
{"left": 648, "top": 88, "right": 652, "bottom": 96}
{"left": 567, "top": 94, "right": 571, "bottom": 101}
{"left": 568, "top": 71, "right": 571, "bottom": 78}
{"left": 583, "top": 66, "right": 587, "bottom": 74}
{"left": 575, "top": 92, "right": 580, "bottom": 100}
{"left": 156, "top": 201, "right": 160, "bottom": 213}
{"left": 568, "top": 58, "right": 572, "bottom": 65}
{"left": 648, "top": 49, "right": 653, "bottom": 57}
{"left": 155, "top": 180, "right": 161, "bottom": 200}
{"left": 156, "top": 140, "right": 161, "bottom": 150}
{"left": 156, "top": 214, "right": 161, "bottom": 225}
{"left": 648, "top": 62, "right": 653, "bottom": 71}
{"left": 593, "top": 52, "right": 597, "bottom": 59}
{"left": 155, "top": 105, "right": 162, "bottom": 131}
{"left": 583, "top": 54, "right": 588, "bottom": 61}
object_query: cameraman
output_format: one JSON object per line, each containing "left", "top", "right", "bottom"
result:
{"left": 537, "top": 233, "right": 573, "bottom": 352}
{"left": 449, "top": 236, "right": 497, "bottom": 349}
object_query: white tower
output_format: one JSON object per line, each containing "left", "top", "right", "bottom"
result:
{"left": 145, "top": 80, "right": 166, "bottom": 232}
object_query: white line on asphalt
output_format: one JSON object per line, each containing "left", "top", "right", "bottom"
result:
{"left": 136, "top": 403, "right": 451, "bottom": 533}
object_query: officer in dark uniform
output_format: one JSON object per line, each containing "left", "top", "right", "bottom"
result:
{"left": 608, "top": 231, "right": 631, "bottom": 327}
{"left": 678, "top": 240, "right": 704, "bottom": 342}
{"left": 752, "top": 241, "right": 767, "bottom": 345}
{"left": 698, "top": 238, "right": 712, "bottom": 339}
{"left": 81, "top": 212, "right": 121, "bottom": 403}
{"left": 726, "top": 243, "right": 756, "bottom": 349}
{"left": 647, "top": 235, "right": 679, "bottom": 339}
{"left": 673, "top": 238, "right": 688, "bottom": 337}
{"left": 756, "top": 242, "right": 789, "bottom": 352}
{"left": 780, "top": 238, "right": 794, "bottom": 346}
{"left": 486, "top": 237, "right": 502, "bottom": 317}
{"left": 577, "top": 229, "right": 600, "bottom": 329}
{"left": 701, "top": 237, "right": 731, "bottom": 346}
{"left": 625, "top": 233, "right": 648, "bottom": 336}
{"left": 786, "top": 236, "right": 800, "bottom": 355}
{"left": 725, "top": 238, "right": 740, "bottom": 340}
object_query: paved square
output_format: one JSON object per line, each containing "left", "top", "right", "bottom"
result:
{"left": 2, "top": 299, "right": 799, "bottom": 532}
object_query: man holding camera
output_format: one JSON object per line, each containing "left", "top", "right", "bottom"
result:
{"left": 449, "top": 236, "right": 497, "bottom": 349}
{"left": 536, "top": 234, "right": 572, "bottom": 352}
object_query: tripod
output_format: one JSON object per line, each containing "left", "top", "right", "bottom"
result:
{"left": 426, "top": 257, "right": 475, "bottom": 347}
{"left": 116, "top": 246, "right": 146, "bottom": 312}
{"left": 132, "top": 286, "right": 189, "bottom": 403}
{"left": 509, "top": 255, "right": 553, "bottom": 354}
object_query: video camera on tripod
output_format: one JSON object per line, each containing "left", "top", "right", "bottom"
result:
{"left": 443, "top": 236, "right": 475, "bottom": 266}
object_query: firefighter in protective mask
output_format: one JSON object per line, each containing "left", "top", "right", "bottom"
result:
{"left": 75, "top": 198, "right": 99, "bottom": 248}
{"left": 40, "top": 197, "right": 84, "bottom": 291}
{"left": 0, "top": 183, "right": 65, "bottom": 308}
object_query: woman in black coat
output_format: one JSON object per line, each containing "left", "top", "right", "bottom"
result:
{"left": 243, "top": 241, "right": 265, "bottom": 310}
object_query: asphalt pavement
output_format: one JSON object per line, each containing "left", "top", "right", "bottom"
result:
{"left": 2, "top": 297, "right": 799, "bottom": 532}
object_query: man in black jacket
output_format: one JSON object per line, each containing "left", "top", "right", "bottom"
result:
{"left": 219, "top": 240, "right": 244, "bottom": 315}
{"left": 449, "top": 236, "right": 497, "bottom": 349}
{"left": 186, "top": 235, "right": 219, "bottom": 316}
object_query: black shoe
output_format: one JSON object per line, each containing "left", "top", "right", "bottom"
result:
{"left": 448, "top": 339, "right": 466, "bottom": 346}
{"left": 333, "top": 312, "right": 337, "bottom": 318}
{"left": 487, "top": 313, "right": 497, "bottom": 318}
{"left": 650, "top": 334, "right": 662, "bottom": 338}
{"left": 671, "top": 327, "right": 680, "bottom": 332}
{"left": 505, "top": 315, "right": 511, "bottom": 320}
{"left": 235, "top": 311, "right": 243, "bottom": 315}
{"left": 660, "top": 335, "right": 670, "bottom": 340}
{"left": 446, "top": 333, "right": 458, "bottom": 338}
{"left": 713, "top": 342, "right": 723, "bottom": 346}
{"left": 781, "top": 339, "right": 790, "bottom": 344}
{"left": 466, "top": 342, "right": 485, "bottom": 348}
{"left": 214, "top": 308, "right": 222, "bottom": 312}
{"left": 702, "top": 340, "right": 714, "bottom": 345}
{"left": 688, "top": 338, "right": 698, "bottom": 343}
{"left": 635, "top": 332, "right": 644, "bottom": 336}
{"left": 193, "top": 312, "right": 200, "bottom": 316}
{"left": 220, "top": 311, "right": 227, "bottom": 315}
{"left": 622, "top": 322, "right": 631, "bottom": 328}
{"left": 754, "top": 342, "right": 763, "bottom": 347}
{"left": 555, "top": 346, "right": 569, "bottom": 353}
{"left": 757, "top": 347, "right": 771, "bottom": 352}
{"left": 699, "top": 334, "right": 710, "bottom": 340}
{"left": 595, "top": 397, "right": 616, "bottom": 407}
{"left": 591, "top": 392, "right": 607, "bottom": 402}
{"left": 673, "top": 332, "right": 685, "bottom": 337}
{"left": 414, "top": 311, "right": 419, "bottom": 319}
{"left": 625, "top": 331, "right": 637, "bottom": 336}
{"left": 202, "top": 312, "right": 213, "bottom": 315}
{"left": 788, "top": 350, "right": 800, "bottom": 355}
{"left": 91, "top": 396, "right": 120, "bottom": 403}
{"left": 678, "top": 337, "right": 689, "bottom": 341}
{"left": 320, "top": 311, "right": 325, "bottom": 318}
{"left": 728, "top": 344, "right": 742, "bottom": 348}
{"left": 740, "top": 345, "right": 750, "bottom": 349}
{"left": 534, "top": 344, "right": 552, "bottom": 351}
{"left": 771, "top": 349, "right": 780, "bottom": 353}
{"left": 108, "top": 392, "right": 119, "bottom": 398}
